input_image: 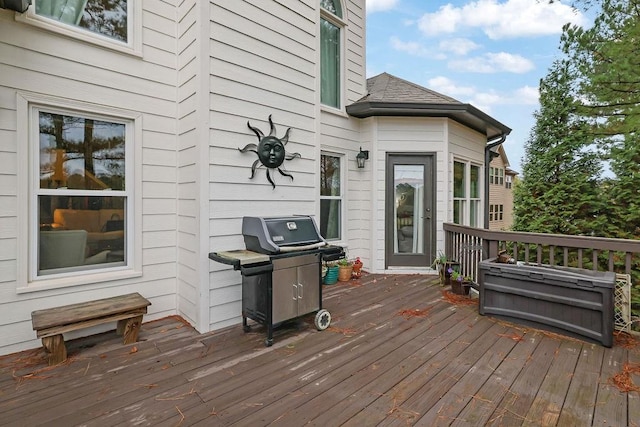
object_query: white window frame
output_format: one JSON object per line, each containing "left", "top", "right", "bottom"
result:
{"left": 17, "top": 92, "right": 142, "bottom": 292}
{"left": 320, "top": 151, "right": 344, "bottom": 241}
{"left": 453, "top": 159, "right": 483, "bottom": 227}
{"left": 18, "top": 1, "right": 142, "bottom": 56}
{"left": 320, "top": 0, "right": 346, "bottom": 112}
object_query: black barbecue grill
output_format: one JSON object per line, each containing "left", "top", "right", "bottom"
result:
{"left": 209, "top": 215, "right": 344, "bottom": 346}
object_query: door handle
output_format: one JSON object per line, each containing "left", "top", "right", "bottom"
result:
{"left": 292, "top": 284, "right": 298, "bottom": 301}
{"left": 298, "top": 283, "right": 303, "bottom": 299}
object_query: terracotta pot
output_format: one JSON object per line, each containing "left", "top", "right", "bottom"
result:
{"left": 338, "top": 265, "right": 353, "bottom": 282}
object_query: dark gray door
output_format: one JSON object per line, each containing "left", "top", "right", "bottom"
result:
{"left": 385, "top": 154, "right": 435, "bottom": 268}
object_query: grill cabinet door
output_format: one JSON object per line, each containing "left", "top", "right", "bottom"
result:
{"left": 272, "top": 265, "right": 298, "bottom": 324}
{"left": 271, "top": 254, "right": 321, "bottom": 324}
{"left": 296, "top": 260, "right": 320, "bottom": 317}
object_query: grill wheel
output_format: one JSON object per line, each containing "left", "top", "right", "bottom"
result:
{"left": 314, "top": 309, "right": 331, "bottom": 330}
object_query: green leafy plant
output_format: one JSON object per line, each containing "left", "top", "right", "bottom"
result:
{"left": 449, "top": 269, "right": 472, "bottom": 283}
{"left": 431, "top": 251, "right": 448, "bottom": 268}
{"left": 337, "top": 257, "right": 352, "bottom": 267}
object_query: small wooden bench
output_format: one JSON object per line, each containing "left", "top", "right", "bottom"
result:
{"left": 31, "top": 293, "right": 151, "bottom": 365}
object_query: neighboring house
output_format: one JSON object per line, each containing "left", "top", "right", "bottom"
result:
{"left": 0, "top": 0, "right": 510, "bottom": 356}
{"left": 488, "top": 145, "right": 518, "bottom": 230}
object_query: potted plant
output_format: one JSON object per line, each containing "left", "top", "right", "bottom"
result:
{"left": 449, "top": 270, "right": 473, "bottom": 295}
{"left": 324, "top": 260, "right": 339, "bottom": 285}
{"left": 337, "top": 258, "right": 353, "bottom": 282}
{"left": 431, "top": 251, "right": 460, "bottom": 285}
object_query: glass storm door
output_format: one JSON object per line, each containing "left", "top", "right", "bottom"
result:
{"left": 385, "top": 154, "right": 435, "bottom": 268}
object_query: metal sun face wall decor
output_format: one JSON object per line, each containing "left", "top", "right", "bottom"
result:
{"left": 239, "top": 115, "right": 301, "bottom": 189}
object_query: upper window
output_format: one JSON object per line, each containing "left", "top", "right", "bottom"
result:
{"left": 20, "top": 0, "right": 140, "bottom": 54}
{"left": 33, "top": 107, "right": 132, "bottom": 278}
{"left": 453, "top": 160, "right": 481, "bottom": 227}
{"left": 320, "top": 153, "right": 342, "bottom": 240}
{"left": 320, "top": 0, "right": 343, "bottom": 109}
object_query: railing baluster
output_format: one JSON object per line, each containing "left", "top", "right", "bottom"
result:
{"left": 578, "top": 248, "right": 583, "bottom": 269}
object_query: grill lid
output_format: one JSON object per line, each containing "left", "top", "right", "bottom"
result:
{"left": 242, "top": 216, "right": 325, "bottom": 254}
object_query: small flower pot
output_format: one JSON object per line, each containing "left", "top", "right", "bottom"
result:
{"left": 338, "top": 265, "right": 353, "bottom": 282}
{"left": 451, "top": 280, "right": 471, "bottom": 295}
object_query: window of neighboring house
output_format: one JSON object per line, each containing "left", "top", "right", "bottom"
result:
{"left": 489, "top": 204, "right": 495, "bottom": 222}
{"left": 498, "top": 204, "right": 504, "bottom": 221}
{"left": 505, "top": 175, "right": 512, "bottom": 189}
{"left": 33, "top": 107, "right": 132, "bottom": 278}
{"left": 490, "top": 167, "right": 505, "bottom": 185}
{"left": 21, "top": 1, "right": 140, "bottom": 53}
{"left": 320, "top": 0, "right": 344, "bottom": 109}
{"left": 453, "top": 160, "right": 481, "bottom": 227}
{"left": 320, "top": 153, "right": 342, "bottom": 240}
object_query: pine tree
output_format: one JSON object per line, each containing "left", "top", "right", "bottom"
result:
{"left": 560, "top": 0, "right": 640, "bottom": 238}
{"left": 513, "top": 60, "right": 604, "bottom": 235}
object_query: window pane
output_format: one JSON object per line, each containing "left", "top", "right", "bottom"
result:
{"left": 453, "top": 200, "right": 462, "bottom": 224}
{"left": 321, "top": 0, "right": 342, "bottom": 17}
{"left": 320, "top": 199, "right": 341, "bottom": 240}
{"left": 470, "top": 165, "right": 480, "bottom": 198}
{"left": 321, "top": 18, "right": 340, "bottom": 108}
{"left": 39, "top": 112, "right": 125, "bottom": 191}
{"left": 470, "top": 200, "right": 479, "bottom": 227}
{"left": 36, "top": 0, "right": 128, "bottom": 42}
{"left": 454, "top": 161, "right": 465, "bottom": 198}
{"left": 38, "top": 195, "right": 126, "bottom": 274}
{"left": 320, "top": 155, "right": 340, "bottom": 196}
{"left": 394, "top": 165, "right": 424, "bottom": 254}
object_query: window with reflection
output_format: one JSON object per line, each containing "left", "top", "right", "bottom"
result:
{"left": 35, "top": 0, "right": 128, "bottom": 43}
{"left": 320, "top": 0, "right": 343, "bottom": 109}
{"left": 453, "top": 160, "right": 482, "bottom": 226}
{"left": 36, "top": 109, "right": 129, "bottom": 276}
{"left": 320, "top": 154, "right": 342, "bottom": 240}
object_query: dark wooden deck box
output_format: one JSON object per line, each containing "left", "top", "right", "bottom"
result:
{"left": 478, "top": 258, "right": 616, "bottom": 347}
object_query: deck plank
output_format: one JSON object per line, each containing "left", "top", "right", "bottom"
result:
{"left": 557, "top": 343, "right": 606, "bottom": 426}
{"left": 436, "top": 327, "right": 541, "bottom": 426}
{"left": 592, "top": 345, "right": 628, "bottom": 426}
{"left": 485, "top": 334, "right": 562, "bottom": 425}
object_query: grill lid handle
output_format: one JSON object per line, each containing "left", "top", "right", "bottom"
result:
{"left": 277, "top": 241, "right": 327, "bottom": 253}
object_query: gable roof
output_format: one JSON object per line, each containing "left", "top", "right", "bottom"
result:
{"left": 347, "top": 72, "right": 511, "bottom": 140}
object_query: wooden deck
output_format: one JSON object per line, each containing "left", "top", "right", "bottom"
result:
{"left": 1, "top": 274, "right": 639, "bottom": 426}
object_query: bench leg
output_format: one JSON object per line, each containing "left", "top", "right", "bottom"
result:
{"left": 117, "top": 315, "right": 143, "bottom": 344}
{"left": 42, "top": 335, "right": 67, "bottom": 366}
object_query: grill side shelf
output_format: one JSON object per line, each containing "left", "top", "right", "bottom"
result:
{"left": 209, "top": 252, "right": 241, "bottom": 270}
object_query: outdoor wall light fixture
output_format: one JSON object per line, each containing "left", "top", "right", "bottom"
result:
{"left": 356, "top": 147, "right": 369, "bottom": 169}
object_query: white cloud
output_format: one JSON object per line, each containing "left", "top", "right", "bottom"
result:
{"left": 418, "top": 0, "right": 587, "bottom": 40}
{"left": 449, "top": 52, "right": 534, "bottom": 73}
{"left": 425, "top": 76, "right": 540, "bottom": 114}
{"left": 427, "top": 76, "right": 476, "bottom": 97}
{"left": 514, "top": 85, "right": 539, "bottom": 104}
{"left": 438, "top": 38, "right": 481, "bottom": 56}
{"left": 366, "top": 0, "right": 399, "bottom": 14}
{"left": 390, "top": 36, "right": 436, "bottom": 58}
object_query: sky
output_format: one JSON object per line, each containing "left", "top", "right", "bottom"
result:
{"left": 364, "top": 0, "right": 591, "bottom": 173}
